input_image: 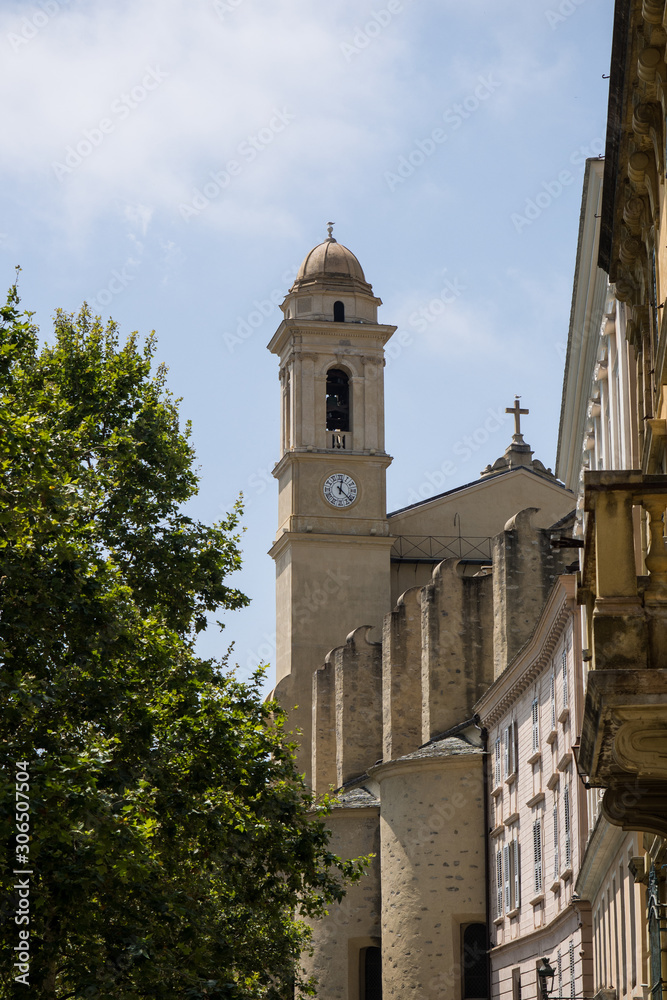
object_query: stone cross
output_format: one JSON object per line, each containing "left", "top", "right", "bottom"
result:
{"left": 506, "top": 397, "right": 529, "bottom": 436}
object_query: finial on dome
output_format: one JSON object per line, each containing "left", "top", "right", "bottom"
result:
{"left": 326, "top": 221, "right": 336, "bottom": 242}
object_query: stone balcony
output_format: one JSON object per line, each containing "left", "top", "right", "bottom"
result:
{"left": 578, "top": 470, "right": 667, "bottom": 837}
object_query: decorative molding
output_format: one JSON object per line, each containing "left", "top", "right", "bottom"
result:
{"left": 476, "top": 580, "right": 576, "bottom": 727}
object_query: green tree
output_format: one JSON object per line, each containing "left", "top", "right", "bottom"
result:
{"left": 0, "top": 283, "right": 362, "bottom": 999}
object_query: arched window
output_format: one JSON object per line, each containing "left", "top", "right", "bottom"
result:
{"left": 333, "top": 300, "right": 345, "bottom": 322}
{"left": 360, "top": 946, "right": 382, "bottom": 1000}
{"left": 462, "top": 924, "right": 488, "bottom": 999}
{"left": 326, "top": 368, "right": 350, "bottom": 432}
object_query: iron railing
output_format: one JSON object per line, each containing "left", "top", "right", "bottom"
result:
{"left": 390, "top": 535, "right": 493, "bottom": 562}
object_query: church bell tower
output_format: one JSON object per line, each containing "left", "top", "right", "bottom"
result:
{"left": 268, "top": 227, "right": 396, "bottom": 781}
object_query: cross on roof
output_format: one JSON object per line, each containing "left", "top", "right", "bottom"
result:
{"left": 506, "top": 397, "right": 529, "bottom": 436}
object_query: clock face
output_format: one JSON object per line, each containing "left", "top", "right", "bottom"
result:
{"left": 323, "top": 472, "right": 358, "bottom": 508}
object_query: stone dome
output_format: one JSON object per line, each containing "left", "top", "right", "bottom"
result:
{"left": 296, "top": 238, "right": 367, "bottom": 284}
{"left": 281, "top": 228, "right": 381, "bottom": 324}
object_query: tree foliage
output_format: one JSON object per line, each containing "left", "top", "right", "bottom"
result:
{"left": 0, "top": 284, "right": 362, "bottom": 999}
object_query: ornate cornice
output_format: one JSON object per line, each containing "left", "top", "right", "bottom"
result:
{"left": 475, "top": 577, "right": 576, "bottom": 728}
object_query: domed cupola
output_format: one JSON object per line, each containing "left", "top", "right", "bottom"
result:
{"left": 282, "top": 224, "right": 382, "bottom": 324}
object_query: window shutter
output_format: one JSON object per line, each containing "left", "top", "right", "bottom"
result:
{"left": 496, "top": 849, "right": 503, "bottom": 916}
{"left": 564, "top": 784, "right": 571, "bottom": 869}
{"left": 569, "top": 941, "right": 575, "bottom": 999}
{"left": 504, "top": 726, "right": 510, "bottom": 779}
{"left": 504, "top": 843, "right": 511, "bottom": 912}
{"left": 512, "top": 720, "right": 518, "bottom": 777}
{"left": 513, "top": 838, "right": 520, "bottom": 908}
{"left": 553, "top": 803, "right": 559, "bottom": 879}
{"left": 533, "top": 819, "right": 542, "bottom": 895}
{"left": 558, "top": 952, "right": 563, "bottom": 996}
{"left": 562, "top": 648, "right": 569, "bottom": 709}
{"left": 531, "top": 699, "right": 539, "bottom": 752}
{"left": 550, "top": 672, "right": 556, "bottom": 730}
{"left": 495, "top": 738, "right": 501, "bottom": 786}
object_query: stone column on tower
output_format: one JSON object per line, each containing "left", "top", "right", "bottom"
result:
{"left": 267, "top": 228, "right": 397, "bottom": 783}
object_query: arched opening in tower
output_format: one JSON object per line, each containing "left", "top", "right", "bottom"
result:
{"left": 326, "top": 367, "right": 350, "bottom": 432}
{"left": 333, "top": 300, "right": 345, "bottom": 322}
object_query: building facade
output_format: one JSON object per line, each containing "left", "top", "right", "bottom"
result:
{"left": 475, "top": 577, "right": 593, "bottom": 1000}
{"left": 268, "top": 231, "right": 577, "bottom": 1000}
{"left": 267, "top": 6, "right": 667, "bottom": 993}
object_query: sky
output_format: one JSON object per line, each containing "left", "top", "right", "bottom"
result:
{"left": 1, "top": 0, "right": 613, "bottom": 684}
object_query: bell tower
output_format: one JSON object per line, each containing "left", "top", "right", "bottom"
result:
{"left": 268, "top": 227, "right": 396, "bottom": 781}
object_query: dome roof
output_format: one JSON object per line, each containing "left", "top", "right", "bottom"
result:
{"left": 296, "top": 238, "right": 367, "bottom": 284}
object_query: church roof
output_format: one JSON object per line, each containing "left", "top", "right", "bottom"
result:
{"left": 331, "top": 785, "right": 380, "bottom": 809}
{"left": 392, "top": 735, "right": 483, "bottom": 763}
{"left": 388, "top": 462, "right": 568, "bottom": 518}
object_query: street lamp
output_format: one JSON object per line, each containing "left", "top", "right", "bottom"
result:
{"left": 537, "top": 958, "right": 556, "bottom": 1000}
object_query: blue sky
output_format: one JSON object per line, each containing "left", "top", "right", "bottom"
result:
{"left": 1, "top": 0, "right": 612, "bottom": 682}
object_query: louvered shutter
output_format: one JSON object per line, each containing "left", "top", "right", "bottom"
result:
{"left": 495, "top": 738, "right": 501, "bottom": 786}
{"left": 533, "top": 819, "right": 542, "bottom": 894}
{"left": 504, "top": 843, "right": 511, "bottom": 912}
{"left": 564, "top": 783, "right": 571, "bottom": 868}
{"left": 553, "top": 804, "right": 559, "bottom": 879}
{"left": 550, "top": 672, "right": 556, "bottom": 730}
{"left": 513, "top": 838, "right": 520, "bottom": 908}
{"left": 532, "top": 699, "right": 539, "bottom": 752}
{"left": 496, "top": 849, "right": 503, "bottom": 915}
{"left": 504, "top": 726, "right": 510, "bottom": 778}
{"left": 562, "top": 648, "right": 568, "bottom": 709}
{"left": 569, "top": 941, "right": 575, "bottom": 998}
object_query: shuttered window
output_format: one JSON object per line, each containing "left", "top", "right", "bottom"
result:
{"left": 513, "top": 838, "right": 520, "bottom": 908}
{"left": 496, "top": 849, "right": 503, "bottom": 916}
{"left": 495, "top": 737, "right": 502, "bottom": 786}
{"left": 532, "top": 699, "right": 539, "bottom": 752}
{"left": 553, "top": 803, "right": 559, "bottom": 879}
{"left": 533, "top": 819, "right": 542, "bottom": 895}
{"left": 564, "top": 783, "right": 572, "bottom": 869}
{"left": 569, "top": 941, "right": 576, "bottom": 999}
{"left": 550, "top": 672, "right": 556, "bottom": 730}
{"left": 504, "top": 843, "right": 511, "bottom": 913}
{"left": 562, "top": 648, "right": 569, "bottom": 710}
